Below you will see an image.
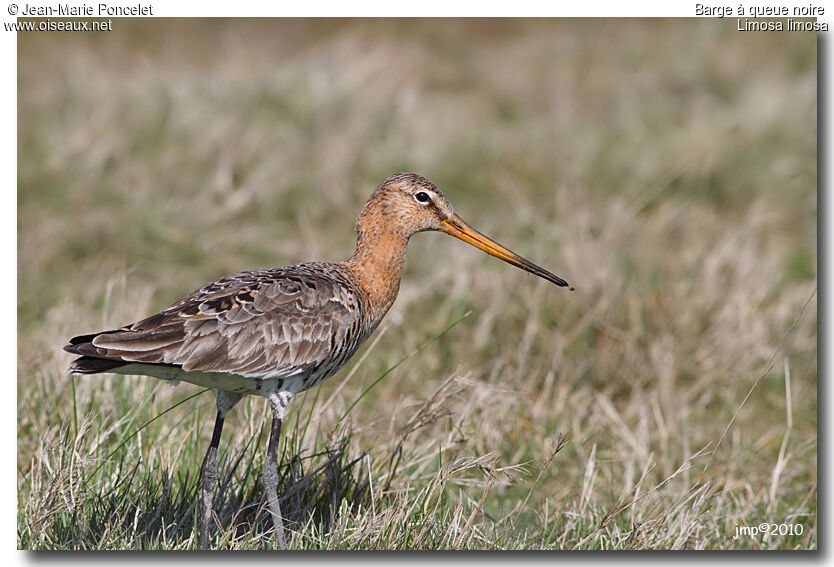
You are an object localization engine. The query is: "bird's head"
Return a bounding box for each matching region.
[355,172,573,289]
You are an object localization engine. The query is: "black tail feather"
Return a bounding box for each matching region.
[64,328,127,356]
[69,355,128,374]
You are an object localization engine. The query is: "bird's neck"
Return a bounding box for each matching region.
[344,230,409,323]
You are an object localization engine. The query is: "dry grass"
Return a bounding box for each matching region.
[18,19,816,550]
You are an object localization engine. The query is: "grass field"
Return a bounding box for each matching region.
[17,19,817,550]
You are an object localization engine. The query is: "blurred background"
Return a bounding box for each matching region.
[18,19,816,549]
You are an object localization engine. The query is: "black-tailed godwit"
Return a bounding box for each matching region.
[64,172,572,549]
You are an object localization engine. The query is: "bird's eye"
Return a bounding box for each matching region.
[414,191,431,204]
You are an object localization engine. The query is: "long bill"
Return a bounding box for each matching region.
[440,215,573,290]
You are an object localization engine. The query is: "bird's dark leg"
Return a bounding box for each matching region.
[197,390,241,550]
[264,393,290,550]
[198,410,224,550]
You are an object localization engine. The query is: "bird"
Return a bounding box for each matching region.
[64,172,572,550]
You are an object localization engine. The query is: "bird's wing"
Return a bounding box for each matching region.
[64,266,364,378]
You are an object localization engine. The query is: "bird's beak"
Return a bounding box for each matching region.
[439,215,573,289]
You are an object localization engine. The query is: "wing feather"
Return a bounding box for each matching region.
[65,264,364,379]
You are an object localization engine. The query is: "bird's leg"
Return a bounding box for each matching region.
[198,410,224,550]
[264,392,291,550]
[197,390,241,550]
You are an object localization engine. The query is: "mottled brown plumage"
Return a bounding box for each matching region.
[64,172,572,550]
[67,265,368,396]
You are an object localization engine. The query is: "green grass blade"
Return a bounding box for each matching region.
[71,373,78,442]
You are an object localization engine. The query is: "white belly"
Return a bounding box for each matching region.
[115,363,303,397]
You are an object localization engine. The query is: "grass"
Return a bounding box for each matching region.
[17,19,817,550]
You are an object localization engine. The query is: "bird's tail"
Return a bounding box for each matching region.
[64,330,129,374]
[68,355,128,374]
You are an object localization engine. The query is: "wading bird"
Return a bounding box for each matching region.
[64,173,572,550]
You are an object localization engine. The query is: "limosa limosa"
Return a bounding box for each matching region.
[64,172,572,549]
